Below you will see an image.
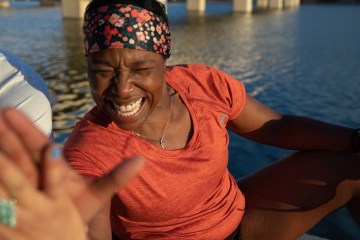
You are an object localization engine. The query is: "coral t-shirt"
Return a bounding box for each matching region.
[64,64,247,239]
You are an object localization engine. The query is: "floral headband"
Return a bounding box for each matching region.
[83,3,171,57]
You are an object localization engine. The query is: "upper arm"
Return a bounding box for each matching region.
[88,201,112,240]
[227,95,283,141]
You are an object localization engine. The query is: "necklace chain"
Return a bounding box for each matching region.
[132,96,173,149]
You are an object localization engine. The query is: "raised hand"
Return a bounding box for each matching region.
[0,109,144,239]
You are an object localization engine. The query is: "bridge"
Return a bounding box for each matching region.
[0,0,300,18]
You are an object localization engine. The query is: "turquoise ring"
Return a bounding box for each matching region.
[0,198,17,227]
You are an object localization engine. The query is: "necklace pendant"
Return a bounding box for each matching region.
[160,139,165,149]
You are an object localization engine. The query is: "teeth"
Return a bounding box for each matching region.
[114,98,142,117]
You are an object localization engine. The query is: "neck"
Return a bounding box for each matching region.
[132,94,174,149]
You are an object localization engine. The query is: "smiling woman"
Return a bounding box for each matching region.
[1,0,359,240]
[59,1,360,240]
[87,48,169,133]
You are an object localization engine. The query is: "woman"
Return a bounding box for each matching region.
[0,0,358,239]
[61,0,360,239]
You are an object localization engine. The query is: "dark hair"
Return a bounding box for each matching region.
[85,0,169,26]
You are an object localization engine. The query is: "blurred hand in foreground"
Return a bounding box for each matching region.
[0,108,144,240]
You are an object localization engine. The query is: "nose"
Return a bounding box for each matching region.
[113,71,134,98]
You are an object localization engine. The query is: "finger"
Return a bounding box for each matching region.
[0,182,6,197]
[2,108,50,164]
[42,145,69,199]
[0,111,38,187]
[0,224,23,240]
[0,151,45,209]
[77,156,144,221]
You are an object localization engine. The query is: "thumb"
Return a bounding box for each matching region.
[78,156,144,221]
[105,155,145,189]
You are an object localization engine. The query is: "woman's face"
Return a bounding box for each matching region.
[87,48,167,131]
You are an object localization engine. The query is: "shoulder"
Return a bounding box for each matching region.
[64,107,130,178]
[166,64,247,119]
[64,107,129,153]
[166,64,246,107]
[166,64,243,90]
[165,64,225,81]
[65,107,112,145]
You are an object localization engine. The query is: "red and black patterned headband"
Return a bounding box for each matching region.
[83,4,171,57]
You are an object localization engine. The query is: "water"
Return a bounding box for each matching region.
[0,2,360,239]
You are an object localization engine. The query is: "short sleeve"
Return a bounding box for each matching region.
[168,65,247,120]
[63,120,107,179]
[63,110,124,180]
[210,67,247,120]
[64,145,105,180]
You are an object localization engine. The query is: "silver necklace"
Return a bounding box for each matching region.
[132,96,173,149]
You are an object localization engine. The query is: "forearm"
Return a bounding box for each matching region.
[244,115,355,152]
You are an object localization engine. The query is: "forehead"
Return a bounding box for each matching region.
[88,48,165,66]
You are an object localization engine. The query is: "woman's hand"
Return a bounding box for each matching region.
[0,144,88,240]
[0,109,144,239]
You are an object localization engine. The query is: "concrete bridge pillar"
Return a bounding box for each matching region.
[60,0,168,19]
[257,0,268,8]
[233,0,253,13]
[269,0,283,9]
[61,0,90,19]
[293,0,301,7]
[284,0,300,7]
[283,0,293,7]
[40,0,55,6]
[186,0,206,12]
[0,0,9,8]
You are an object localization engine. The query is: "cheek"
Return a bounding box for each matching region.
[89,79,110,97]
[89,87,101,106]
[148,71,165,88]
[88,83,109,107]
[147,76,166,106]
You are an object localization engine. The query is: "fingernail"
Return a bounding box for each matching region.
[51,146,61,161]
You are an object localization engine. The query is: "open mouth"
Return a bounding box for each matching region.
[112,98,143,117]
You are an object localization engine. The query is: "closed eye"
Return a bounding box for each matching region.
[134,68,149,72]
[92,70,115,78]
